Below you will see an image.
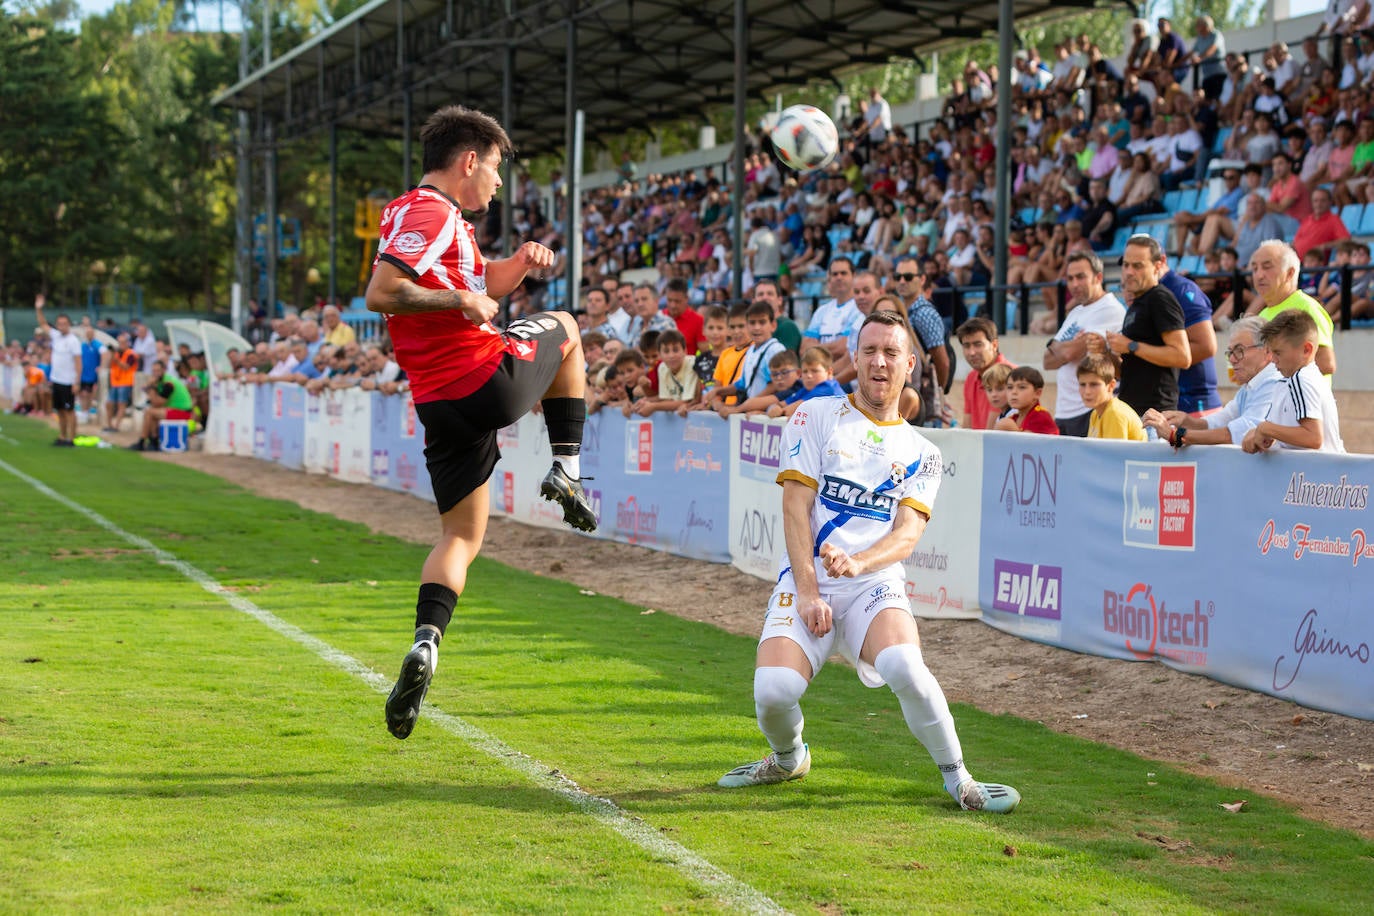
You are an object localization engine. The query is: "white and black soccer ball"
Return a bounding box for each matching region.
[769,105,839,173]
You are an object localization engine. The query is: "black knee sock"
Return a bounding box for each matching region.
[414,582,458,643]
[541,397,585,457]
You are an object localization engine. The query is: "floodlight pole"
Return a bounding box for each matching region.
[730,0,747,302]
[328,122,338,308]
[993,0,1013,332]
[564,0,582,312]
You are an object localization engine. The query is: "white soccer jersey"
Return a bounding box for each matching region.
[776,394,942,582]
[803,298,860,345]
[1266,362,1345,453]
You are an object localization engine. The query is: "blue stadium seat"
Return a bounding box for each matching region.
[1163,190,1187,213]
[962,289,987,319]
[1019,207,1038,226]
[827,227,849,249]
[1212,127,1231,155]
[1341,205,1364,235]
[1174,254,1203,275]
[1100,227,1133,258]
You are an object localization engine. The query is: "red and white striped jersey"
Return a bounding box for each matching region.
[373,185,508,403]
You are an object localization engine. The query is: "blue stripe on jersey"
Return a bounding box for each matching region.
[813,513,856,555]
[777,565,791,584]
[873,455,924,495]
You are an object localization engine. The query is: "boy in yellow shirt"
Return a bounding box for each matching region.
[1079,354,1147,441]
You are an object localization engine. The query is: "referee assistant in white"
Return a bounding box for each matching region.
[718,310,1020,813]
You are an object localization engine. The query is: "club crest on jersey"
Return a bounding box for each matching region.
[819,475,896,521]
[392,230,426,255]
[889,462,906,486]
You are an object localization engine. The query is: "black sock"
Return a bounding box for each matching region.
[541,397,585,457]
[414,582,458,643]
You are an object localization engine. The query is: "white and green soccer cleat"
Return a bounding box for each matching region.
[718,744,811,788]
[952,778,1021,813]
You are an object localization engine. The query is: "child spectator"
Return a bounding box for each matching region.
[638,330,662,394]
[995,366,1060,434]
[979,361,1014,429]
[1242,310,1345,453]
[701,301,786,412]
[581,330,608,367]
[694,305,729,391]
[632,329,699,416]
[597,349,646,416]
[725,349,802,417]
[765,345,846,418]
[1079,354,1147,440]
[711,304,751,406]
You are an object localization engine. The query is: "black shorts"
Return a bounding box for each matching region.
[52,383,75,412]
[416,315,569,514]
[79,380,98,393]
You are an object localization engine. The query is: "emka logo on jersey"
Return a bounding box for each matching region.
[819,475,895,521]
[1102,582,1213,665]
[991,560,1062,619]
[1123,461,1196,550]
[998,452,1060,528]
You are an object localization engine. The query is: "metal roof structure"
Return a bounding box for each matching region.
[214,0,1104,155]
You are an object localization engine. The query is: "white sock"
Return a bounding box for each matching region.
[874,644,971,794]
[553,454,580,478]
[753,666,808,768]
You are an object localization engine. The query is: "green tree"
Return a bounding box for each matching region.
[0,8,125,307]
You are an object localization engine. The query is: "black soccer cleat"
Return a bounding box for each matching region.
[540,463,598,532]
[385,640,436,740]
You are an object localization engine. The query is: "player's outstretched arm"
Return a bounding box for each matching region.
[365,260,498,323]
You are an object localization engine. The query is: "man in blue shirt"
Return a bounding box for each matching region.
[78,326,103,420]
[1159,263,1220,415]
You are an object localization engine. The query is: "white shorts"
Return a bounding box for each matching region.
[759,569,913,688]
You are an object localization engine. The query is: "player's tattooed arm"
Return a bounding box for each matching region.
[366,260,499,323]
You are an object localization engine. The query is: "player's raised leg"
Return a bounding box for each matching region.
[861,607,1020,813]
[534,310,596,532]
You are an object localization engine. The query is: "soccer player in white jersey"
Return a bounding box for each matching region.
[718,310,1021,813]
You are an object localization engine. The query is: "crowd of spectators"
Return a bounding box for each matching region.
[472,15,1357,453]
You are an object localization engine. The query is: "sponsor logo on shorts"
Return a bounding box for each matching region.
[1123,461,1196,550]
[863,586,905,614]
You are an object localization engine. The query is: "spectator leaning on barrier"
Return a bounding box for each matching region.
[1246,239,1337,378]
[1158,258,1220,416]
[1242,310,1345,454]
[1141,316,1282,447]
[1088,235,1190,415]
[1043,251,1126,437]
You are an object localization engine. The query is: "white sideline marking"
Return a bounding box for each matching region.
[0,455,789,916]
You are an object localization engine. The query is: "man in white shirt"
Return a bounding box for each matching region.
[803,257,860,362]
[34,295,84,446]
[858,86,891,147]
[130,318,160,374]
[1043,253,1127,436]
[1141,316,1282,446]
